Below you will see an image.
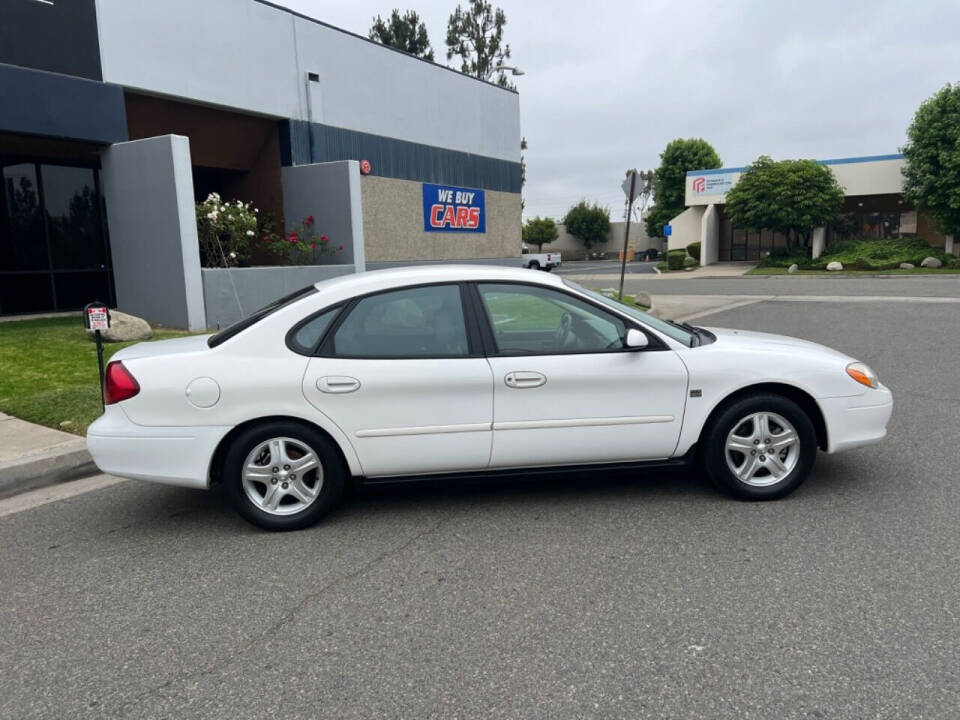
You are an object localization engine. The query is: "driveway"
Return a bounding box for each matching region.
[1,297,958,719]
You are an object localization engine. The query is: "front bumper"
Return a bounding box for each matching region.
[87,406,230,490]
[819,384,893,454]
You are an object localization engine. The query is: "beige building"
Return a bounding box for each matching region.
[667,154,952,265]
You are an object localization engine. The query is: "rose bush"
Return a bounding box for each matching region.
[260,215,344,265]
[195,193,258,267]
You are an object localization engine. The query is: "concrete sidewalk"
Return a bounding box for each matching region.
[567,261,756,282]
[649,295,764,322]
[0,412,95,499]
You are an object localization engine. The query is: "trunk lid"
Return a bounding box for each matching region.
[110,334,213,362]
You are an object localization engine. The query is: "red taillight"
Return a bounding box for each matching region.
[104,361,140,405]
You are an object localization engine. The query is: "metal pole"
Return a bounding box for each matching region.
[95,329,105,412]
[618,170,637,300]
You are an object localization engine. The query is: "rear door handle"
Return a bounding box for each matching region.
[504,371,546,389]
[317,376,361,393]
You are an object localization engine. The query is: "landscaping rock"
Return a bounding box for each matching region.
[86,310,152,343]
[920,256,942,268]
[899,262,915,270]
[826,261,843,271]
[788,264,799,274]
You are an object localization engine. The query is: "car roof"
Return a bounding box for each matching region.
[312,264,566,301]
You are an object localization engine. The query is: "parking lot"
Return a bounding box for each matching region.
[2,286,959,719]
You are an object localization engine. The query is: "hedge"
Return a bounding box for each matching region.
[667,248,687,270]
[687,241,701,261]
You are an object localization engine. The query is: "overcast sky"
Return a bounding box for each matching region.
[278,0,960,221]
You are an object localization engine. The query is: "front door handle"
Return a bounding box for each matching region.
[504,371,546,389]
[317,376,361,394]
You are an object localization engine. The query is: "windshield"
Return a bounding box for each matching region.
[207,285,318,348]
[563,279,696,347]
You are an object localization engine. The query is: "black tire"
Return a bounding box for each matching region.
[701,393,816,501]
[224,421,345,530]
[528,260,540,270]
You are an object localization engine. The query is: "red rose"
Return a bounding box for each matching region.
[310,242,317,250]
[338,244,344,251]
[289,231,298,241]
[320,234,329,243]
[306,215,315,225]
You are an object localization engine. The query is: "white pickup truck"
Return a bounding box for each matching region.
[521,247,562,271]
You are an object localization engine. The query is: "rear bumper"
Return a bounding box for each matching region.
[87,406,229,490]
[820,385,893,454]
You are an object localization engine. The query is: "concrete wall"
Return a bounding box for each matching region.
[100,135,206,330]
[360,175,521,263]
[281,161,365,271]
[94,0,519,162]
[699,204,719,266]
[667,206,705,251]
[544,221,658,259]
[202,265,356,329]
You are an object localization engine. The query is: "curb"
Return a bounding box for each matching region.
[0,442,97,500]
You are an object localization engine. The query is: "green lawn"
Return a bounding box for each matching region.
[0,316,196,435]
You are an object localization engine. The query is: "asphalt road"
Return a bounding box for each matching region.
[554,259,659,275]
[619,274,960,297]
[2,296,959,719]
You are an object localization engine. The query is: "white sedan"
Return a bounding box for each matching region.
[87,266,892,530]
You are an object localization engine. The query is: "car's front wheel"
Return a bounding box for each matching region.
[702,393,816,500]
[224,421,344,530]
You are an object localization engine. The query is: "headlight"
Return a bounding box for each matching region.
[846,362,879,389]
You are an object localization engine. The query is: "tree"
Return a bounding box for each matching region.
[562,201,610,259]
[902,83,960,239]
[445,0,512,87]
[645,138,722,239]
[369,9,434,61]
[724,156,845,249]
[522,216,558,248]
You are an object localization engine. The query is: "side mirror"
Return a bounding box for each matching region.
[625,328,649,349]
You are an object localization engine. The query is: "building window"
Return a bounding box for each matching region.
[0,160,113,315]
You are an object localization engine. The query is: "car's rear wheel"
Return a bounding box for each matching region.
[702,394,816,500]
[528,260,540,270]
[224,421,344,530]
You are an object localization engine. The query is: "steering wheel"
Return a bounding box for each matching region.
[554,312,573,349]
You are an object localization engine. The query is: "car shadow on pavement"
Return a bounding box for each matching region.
[104,468,716,534]
[105,455,870,535]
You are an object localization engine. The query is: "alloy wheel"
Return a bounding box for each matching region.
[241,436,324,516]
[724,411,800,487]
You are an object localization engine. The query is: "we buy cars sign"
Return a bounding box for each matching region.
[422,183,486,233]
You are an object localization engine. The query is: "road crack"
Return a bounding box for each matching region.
[105,510,457,717]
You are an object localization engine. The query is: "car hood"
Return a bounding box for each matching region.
[111,334,214,362]
[702,326,854,364]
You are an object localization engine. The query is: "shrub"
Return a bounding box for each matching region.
[667,248,687,270]
[261,215,342,265]
[195,193,258,267]
[684,256,698,268]
[756,236,951,271]
[687,241,701,261]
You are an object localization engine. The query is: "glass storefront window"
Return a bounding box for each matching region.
[1,164,46,271]
[41,165,105,270]
[0,160,113,315]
